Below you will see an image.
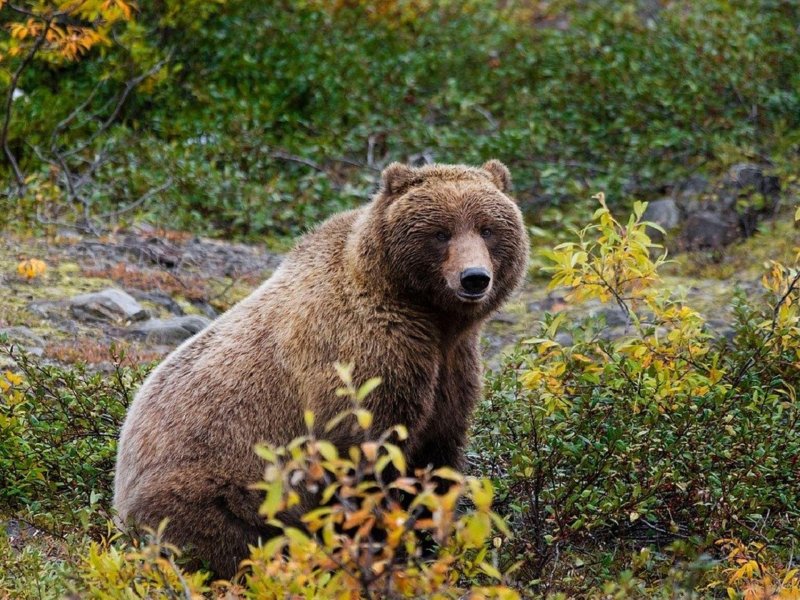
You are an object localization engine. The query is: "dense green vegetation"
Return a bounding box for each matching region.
[3,0,800,239]
[2,0,800,598]
[2,203,800,597]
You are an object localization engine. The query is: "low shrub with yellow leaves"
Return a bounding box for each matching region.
[76,523,210,600]
[243,364,518,599]
[716,538,800,600]
[8,362,517,599]
[473,197,800,596]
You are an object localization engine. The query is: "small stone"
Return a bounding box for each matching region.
[599,326,628,342]
[643,198,680,242]
[644,198,680,230]
[728,163,764,189]
[555,332,573,346]
[0,326,45,348]
[588,307,630,328]
[680,211,740,250]
[707,319,736,342]
[70,288,149,323]
[130,291,185,316]
[129,315,211,344]
[677,175,709,200]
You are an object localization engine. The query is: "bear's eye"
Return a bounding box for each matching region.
[435,231,451,242]
[480,227,493,239]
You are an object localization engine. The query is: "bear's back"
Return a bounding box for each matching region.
[114,208,365,509]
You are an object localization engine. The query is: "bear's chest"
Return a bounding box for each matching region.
[430,338,481,415]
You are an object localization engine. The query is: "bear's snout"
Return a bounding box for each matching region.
[444,231,494,302]
[460,267,491,298]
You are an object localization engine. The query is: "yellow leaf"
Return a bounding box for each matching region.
[5,371,23,386]
[383,443,406,474]
[253,444,277,463]
[315,440,338,462]
[432,467,463,483]
[479,561,502,580]
[16,258,46,280]
[468,478,494,511]
[259,480,283,518]
[356,377,381,401]
[355,408,372,429]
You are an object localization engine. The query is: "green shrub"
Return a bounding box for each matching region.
[0,341,151,536]
[4,1,800,239]
[472,200,800,596]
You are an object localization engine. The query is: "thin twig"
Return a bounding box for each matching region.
[269,149,326,172]
[61,58,169,159]
[96,177,173,220]
[473,105,498,131]
[1,14,55,189]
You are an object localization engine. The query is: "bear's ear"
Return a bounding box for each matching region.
[380,162,417,196]
[482,159,512,193]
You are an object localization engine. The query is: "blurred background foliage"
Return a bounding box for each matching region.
[2,0,799,240]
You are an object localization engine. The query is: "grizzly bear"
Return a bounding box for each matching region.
[113,160,529,578]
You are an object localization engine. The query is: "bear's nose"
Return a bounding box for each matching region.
[460,268,491,294]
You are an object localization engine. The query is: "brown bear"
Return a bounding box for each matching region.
[113,160,529,578]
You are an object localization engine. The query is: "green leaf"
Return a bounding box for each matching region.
[355,377,382,402]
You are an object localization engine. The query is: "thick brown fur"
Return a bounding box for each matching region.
[113,160,529,578]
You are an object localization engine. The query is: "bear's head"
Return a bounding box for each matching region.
[354,160,529,320]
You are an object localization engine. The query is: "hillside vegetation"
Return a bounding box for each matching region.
[1,1,800,598]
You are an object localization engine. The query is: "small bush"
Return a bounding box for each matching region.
[0,341,150,536]
[0,356,517,598]
[241,369,517,598]
[472,199,800,596]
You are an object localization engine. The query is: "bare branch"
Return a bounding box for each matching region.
[97,177,174,220]
[4,4,47,18]
[1,14,54,189]
[269,149,326,172]
[51,81,104,140]
[473,104,498,131]
[61,57,169,159]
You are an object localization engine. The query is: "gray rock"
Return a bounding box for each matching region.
[555,331,573,346]
[707,319,736,343]
[644,198,681,231]
[643,198,681,242]
[599,326,629,342]
[190,301,219,319]
[728,163,764,189]
[680,210,740,251]
[129,315,211,344]
[130,290,185,316]
[70,288,149,323]
[588,307,630,328]
[677,175,710,201]
[0,326,45,348]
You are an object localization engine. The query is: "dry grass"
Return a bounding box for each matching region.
[43,339,164,366]
[81,262,209,301]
